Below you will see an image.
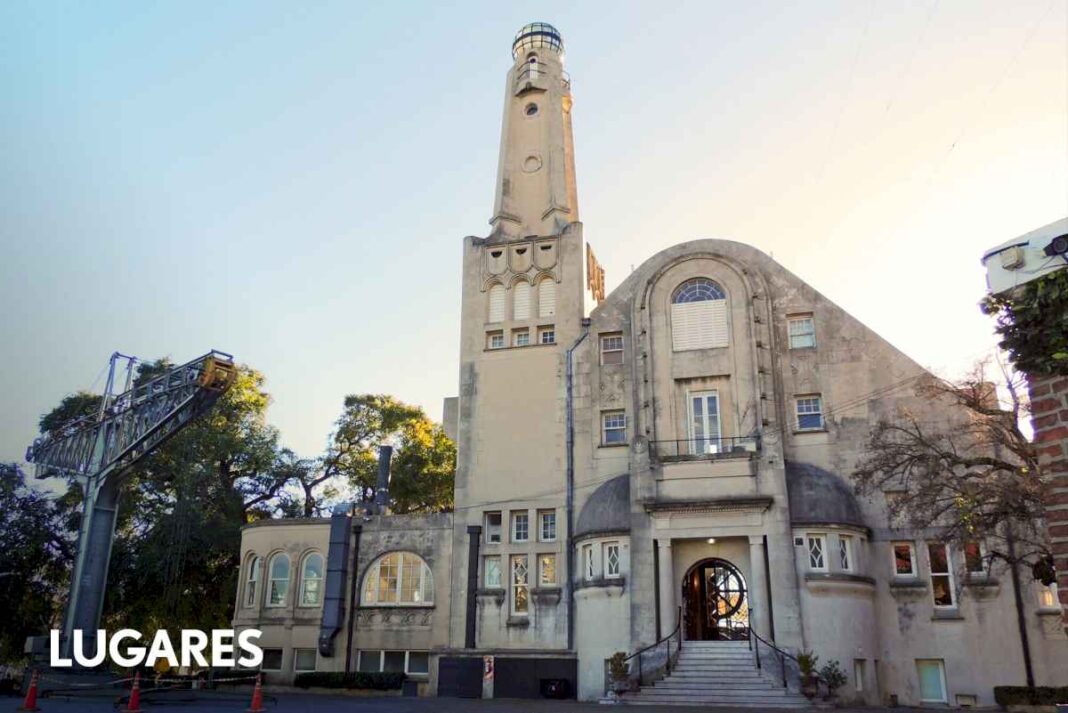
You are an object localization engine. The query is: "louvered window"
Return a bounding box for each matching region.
[671,278,728,350]
[513,281,531,320]
[488,284,505,323]
[538,278,556,317]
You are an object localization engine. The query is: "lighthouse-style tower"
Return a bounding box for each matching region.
[447,23,598,671]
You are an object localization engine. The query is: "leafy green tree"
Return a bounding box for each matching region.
[982,268,1068,376]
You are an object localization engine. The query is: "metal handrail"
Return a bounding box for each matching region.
[746,607,799,689]
[651,435,761,460]
[623,606,682,688]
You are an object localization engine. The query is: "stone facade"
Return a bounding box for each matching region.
[233,23,1068,705]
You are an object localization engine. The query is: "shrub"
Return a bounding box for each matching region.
[994,686,1068,705]
[819,660,847,694]
[293,671,406,690]
[607,652,629,682]
[797,651,818,678]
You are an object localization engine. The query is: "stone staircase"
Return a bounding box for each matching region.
[622,640,813,708]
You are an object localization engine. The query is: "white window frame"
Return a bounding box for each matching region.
[511,510,530,542]
[788,314,816,349]
[487,332,504,349]
[511,555,530,616]
[484,512,502,544]
[602,411,627,445]
[293,648,317,672]
[853,659,865,692]
[359,650,427,675]
[795,395,824,431]
[538,326,555,344]
[892,541,916,577]
[688,390,722,454]
[244,555,261,608]
[539,553,557,586]
[538,509,557,542]
[299,552,324,607]
[963,541,987,576]
[484,555,502,588]
[838,535,854,573]
[604,542,621,579]
[266,553,290,608]
[916,659,948,703]
[807,534,827,572]
[927,543,956,608]
[361,552,434,606]
[583,543,595,580]
[600,334,624,365]
[512,329,530,347]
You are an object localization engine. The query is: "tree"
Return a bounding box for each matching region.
[0,464,74,661]
[982,268,1068,377]
[306,394,455,515]
[852,362,1047,686]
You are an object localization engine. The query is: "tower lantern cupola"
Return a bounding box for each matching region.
[491,22,578,240]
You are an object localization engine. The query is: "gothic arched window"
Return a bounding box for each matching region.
[670,278,729,350]
[488,284,505,323]
[244,555,261,608]
[538,277,556,318]
[266,553,290,608]
[513,281,531,320]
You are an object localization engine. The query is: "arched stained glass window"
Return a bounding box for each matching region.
[671,278,729,350]
[267,553,290,608]
[299,553,324,607]
[362,552,434,606]
[672,278,726,303]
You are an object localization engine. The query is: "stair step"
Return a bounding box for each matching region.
[624,700,811,708]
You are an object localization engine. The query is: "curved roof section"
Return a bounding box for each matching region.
[785,461,866,529]
[575,474,630,538]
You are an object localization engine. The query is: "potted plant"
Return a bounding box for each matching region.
[819,660,846,704]
[797,651,820,699]
[601,651,630,703]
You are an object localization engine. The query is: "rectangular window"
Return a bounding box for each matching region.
[487,332,504,349]
[892,542,916,576]
[853,659,866,693]
[916,659,948,703]
[511,511,529,542]
[539,554,557,585]
[807,535,826,571]
[689,391,722,454]
[511,555,529,615]
[407,651,429,675]
[293,648,317,672]
[484,512,502,544]
[602,411,627,445]
[788,315,816,349]
[928,543,955,607]
[604,542,621,578]
[538,510,557,541]
[583,544,595,580]
[261,648,284,671]
[838,535,853,572]
[357,650,382,673]
[539,326,556,344]
[601,334,624,364]
[383,651,406,673]
[795,395,824,431]
[964,541,985,575]
[484,555,502,588]
[512,329,530,347]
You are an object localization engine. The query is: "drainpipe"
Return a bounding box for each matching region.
[344,523,363,676]
[566,318,591,651]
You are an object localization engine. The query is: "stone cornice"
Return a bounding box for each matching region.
[642,496,773,515]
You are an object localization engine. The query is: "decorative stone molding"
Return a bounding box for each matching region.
[355,607,433,628]
[532,586,563,604]
[475,588,506,605]
[642,496,772,515]
[888,577,929,599]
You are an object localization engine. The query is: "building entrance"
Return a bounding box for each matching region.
[682,558,749,641]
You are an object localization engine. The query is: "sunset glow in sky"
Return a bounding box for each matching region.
[2,1,1065,464]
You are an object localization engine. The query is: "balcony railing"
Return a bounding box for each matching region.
[515,66,571,91]
[651,435,761,461]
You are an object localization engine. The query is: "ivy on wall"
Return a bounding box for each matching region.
[982,267,1068,377]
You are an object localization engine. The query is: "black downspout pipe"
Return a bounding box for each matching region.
[565,319,591,651]
[465,525,482,649]
[344,524,363,676]
[1007,529,1036,687]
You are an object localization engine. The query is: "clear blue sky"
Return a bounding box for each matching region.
[2,0,1065,465]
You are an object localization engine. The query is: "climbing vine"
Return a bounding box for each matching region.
[982,267,1068,377]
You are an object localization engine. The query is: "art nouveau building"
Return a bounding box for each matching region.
[233,23,1068,706]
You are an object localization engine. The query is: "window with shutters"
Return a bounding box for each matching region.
[538,277,556,317]
[671,278,728,351]
[488,284,505,323]
[513,281,531,320]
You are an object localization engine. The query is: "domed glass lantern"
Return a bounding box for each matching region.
[512,22,563,59]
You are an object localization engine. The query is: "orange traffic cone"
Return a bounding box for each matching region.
[245,673,264,713]
[17,669,41,712]
[122,670,143,713]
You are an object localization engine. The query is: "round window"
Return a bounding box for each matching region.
[525,103,538,117]
[522,155,542,173]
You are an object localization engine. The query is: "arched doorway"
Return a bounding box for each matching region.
[682,558,749,641]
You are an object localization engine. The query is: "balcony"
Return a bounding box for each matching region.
[514,66,571,94]
[651,435,761,463]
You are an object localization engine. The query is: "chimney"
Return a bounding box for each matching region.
[374,445,393,515]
